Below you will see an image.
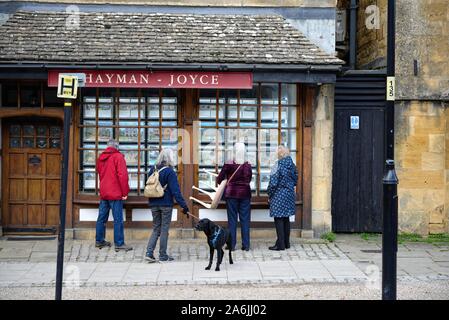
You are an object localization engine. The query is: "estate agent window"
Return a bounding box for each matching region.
[198,83,299,196]
[78,88,179,195]
[77,83,299,198]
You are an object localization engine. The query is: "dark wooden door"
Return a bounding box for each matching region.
[332,108,385,232]
[2,119,62,232]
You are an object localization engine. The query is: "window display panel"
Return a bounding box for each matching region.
[80,170,96,191]
[147,146,160,167]
[162,104,178,126]
[238,128,257,145]
[82,148,96,166]
[259,169,271,192]
[198,171,215,191]
[83,103,96,118]
[281,129,297,151]
[119,102,144,119]
[147,127,160,143]
[148,101,160,125]
[199,145,218,166]
[281,106,297,128]
[121,149,142,167]
[239,85,258,105]
[261,106,279,128]
[218,105,237,127]
[98,127,113,142]
[118,126,144,143]
[259,146,278,168]
[260,83,279,105]
[199,104,216,127]
[239,106,257,127]
[281,83,297,105]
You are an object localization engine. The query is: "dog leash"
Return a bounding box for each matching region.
[185,211,200,221]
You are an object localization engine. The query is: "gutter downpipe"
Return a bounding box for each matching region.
[349,0,358,70]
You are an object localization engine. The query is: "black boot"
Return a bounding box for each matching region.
[268,245,285,251]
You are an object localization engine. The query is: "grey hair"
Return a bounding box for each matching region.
[107,139,119,149]
[156,148,175,167]
[277,145,290,159]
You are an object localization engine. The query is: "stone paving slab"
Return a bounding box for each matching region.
[0,259,365,288]
[0,238,348,263]
[0,248,32,259]
[1,235,448,288]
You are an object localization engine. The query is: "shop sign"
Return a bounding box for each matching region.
[350,116,360,130]
[49,70,253,89]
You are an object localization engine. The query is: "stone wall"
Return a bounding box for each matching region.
[11,0,337,7]
[446,106,449,233]
[356,0,387,69]
[396,0,449,100]
[312,84,334,236]
[395,101,448,234]
[354,0,449,99]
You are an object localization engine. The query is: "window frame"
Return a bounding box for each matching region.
[77,88,180,196]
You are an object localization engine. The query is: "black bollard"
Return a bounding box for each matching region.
[382,159,399,300]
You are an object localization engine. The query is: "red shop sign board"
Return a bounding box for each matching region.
[48,70,253,89]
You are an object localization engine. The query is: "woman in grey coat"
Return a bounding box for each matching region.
[267,146,298,251]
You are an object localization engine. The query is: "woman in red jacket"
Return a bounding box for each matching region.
[95,139,132,252]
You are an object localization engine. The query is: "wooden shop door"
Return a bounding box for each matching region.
[2,118,63,233]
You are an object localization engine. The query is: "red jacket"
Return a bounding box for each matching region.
[97,147,130,200]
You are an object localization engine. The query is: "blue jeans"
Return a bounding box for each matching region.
[146,206,173,259]
[226,198,251,250]
[96,200,125,247]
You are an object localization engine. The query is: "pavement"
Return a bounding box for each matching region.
[0,234,448,299]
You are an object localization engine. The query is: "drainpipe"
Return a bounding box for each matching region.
[349,0,358,69]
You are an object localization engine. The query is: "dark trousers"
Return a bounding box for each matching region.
[226,198,251,250]
[274,217,291,249]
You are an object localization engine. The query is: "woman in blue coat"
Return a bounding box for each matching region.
[267,146,298,251]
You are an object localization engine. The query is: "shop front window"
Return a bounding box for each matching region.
[198,83,298,196]
[78,88,179,195]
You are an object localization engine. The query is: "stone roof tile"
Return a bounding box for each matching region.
[0,11,343,65]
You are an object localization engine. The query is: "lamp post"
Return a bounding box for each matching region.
[382,0,399,300]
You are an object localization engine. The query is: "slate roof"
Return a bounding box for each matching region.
[0,11,343,65]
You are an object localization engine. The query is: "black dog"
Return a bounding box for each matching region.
[195,218,233,271]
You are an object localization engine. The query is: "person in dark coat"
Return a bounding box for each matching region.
[267,146,298,251]
[145,148,190,263]
[216,142,252,251]
[95,139,132,252]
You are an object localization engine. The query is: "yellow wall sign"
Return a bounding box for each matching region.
[57,74,78,99]
[386,76,395,101]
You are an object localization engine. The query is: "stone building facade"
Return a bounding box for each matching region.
[0,0,341,238]
[345,0,449,234]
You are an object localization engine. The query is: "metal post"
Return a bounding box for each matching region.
[55,100,72,300]
[386,0,395,159]
[349,0,358,70]
[382,160,398,300]
[382,0,397,300]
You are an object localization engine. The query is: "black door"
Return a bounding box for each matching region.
[332,71,386,233]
